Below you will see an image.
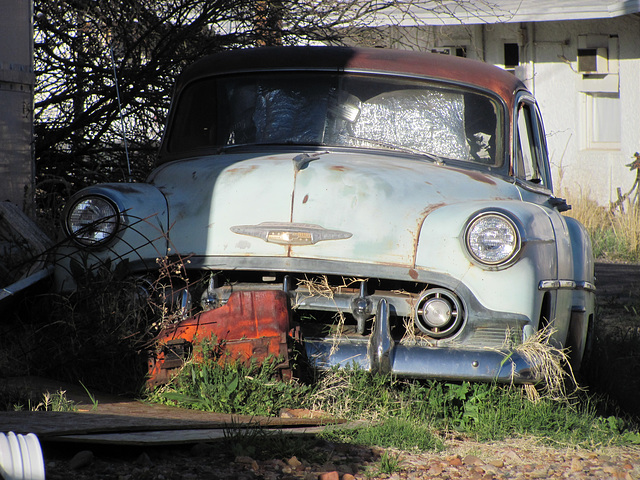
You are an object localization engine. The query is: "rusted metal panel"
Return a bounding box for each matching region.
[147,290,292,386]
[175,47,522,108]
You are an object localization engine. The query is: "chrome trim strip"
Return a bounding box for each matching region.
[576,281,596,292]
[305,338,537,384]
[538,279,583,291]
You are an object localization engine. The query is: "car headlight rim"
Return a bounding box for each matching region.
[465,211,520,266]
[65,195,121,247]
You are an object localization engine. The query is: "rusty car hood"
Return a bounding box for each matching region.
[150,151,519,267]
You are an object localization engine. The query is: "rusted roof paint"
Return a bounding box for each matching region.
[177,46,524,109]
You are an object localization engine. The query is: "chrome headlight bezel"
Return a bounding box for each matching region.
[64,195,121,248]
[464,211,521,267]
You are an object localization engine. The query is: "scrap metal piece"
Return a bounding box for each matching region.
[147,290,292,387]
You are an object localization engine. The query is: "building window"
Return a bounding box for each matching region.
[584,92,621,149]
[504,43,519,70]
[577,48,598,73]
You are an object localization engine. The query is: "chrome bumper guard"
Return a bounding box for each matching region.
[304,299,537,384]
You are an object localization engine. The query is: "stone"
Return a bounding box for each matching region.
[571,457,584,472]
[136,452,153,466]
[69,450,94,470]
[530,467,548,478]
[319,471,340,480]
[427,463,444,475]
[191,443,215,456]
[464,455,485,466]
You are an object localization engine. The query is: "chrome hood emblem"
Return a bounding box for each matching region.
[230,222,352,246]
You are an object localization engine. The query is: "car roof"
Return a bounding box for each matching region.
[176,46,526,106]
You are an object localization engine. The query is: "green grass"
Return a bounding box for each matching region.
[147,352,638,451]
[0,387,78,412]
[147,340,314,416]
[320,417,444,451]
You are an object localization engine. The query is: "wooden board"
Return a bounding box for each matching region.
[0,377,346,445]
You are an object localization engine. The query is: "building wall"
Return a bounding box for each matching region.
[486,17,640,205]
[377,16,640,206]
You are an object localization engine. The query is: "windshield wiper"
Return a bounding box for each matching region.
[345,135,444,164]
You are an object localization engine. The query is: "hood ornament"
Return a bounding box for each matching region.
[231,222,352,246]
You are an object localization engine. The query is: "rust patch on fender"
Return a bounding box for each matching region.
[411,202,447,266]
[448,167,496,185]
[421,202,446,218]
[409,269,419,280]
[302,194,309,204]
[330,165,347,172]
[225,165,259,175]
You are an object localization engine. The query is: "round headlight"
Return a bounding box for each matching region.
[465,212,520,265]
[414,288,464,338]
[67,196,119,246]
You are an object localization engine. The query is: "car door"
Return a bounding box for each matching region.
[513,93,573,337]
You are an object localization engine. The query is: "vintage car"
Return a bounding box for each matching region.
[54,46,595,385]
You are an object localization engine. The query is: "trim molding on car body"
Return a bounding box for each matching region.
[538,279,596,292]
[230,222,352,245]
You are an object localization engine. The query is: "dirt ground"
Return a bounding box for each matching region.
[1,261,637,479]
[30,262,640,479]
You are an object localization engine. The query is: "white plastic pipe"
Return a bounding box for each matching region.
[0,432,45,480]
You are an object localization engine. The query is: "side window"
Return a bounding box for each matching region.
[515,102,547,186]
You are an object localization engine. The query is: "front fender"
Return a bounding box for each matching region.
[415,200,558,324]
[54,183,170,291]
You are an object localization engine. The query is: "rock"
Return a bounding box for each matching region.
[571,457,584,472]
[319,471,340,480]
[427,462,444,475]
[530,466,549,478]
[191,442,215,456]
[447,455,463,466]
[136,452,153,466]
[69,450,94,470]
[464,455,484,466]
[287,455,303,469]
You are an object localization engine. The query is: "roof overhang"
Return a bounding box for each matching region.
[374,0,640,26]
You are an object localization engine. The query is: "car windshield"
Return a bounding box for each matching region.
[167,72,503,166]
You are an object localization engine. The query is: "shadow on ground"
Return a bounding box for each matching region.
[589,263,640,419]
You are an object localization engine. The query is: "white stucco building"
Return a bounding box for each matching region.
[358,1,640,205]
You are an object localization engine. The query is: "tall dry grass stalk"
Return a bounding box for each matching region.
[561,190,610,232]
[513,326,577,404]
[561,189,640,261]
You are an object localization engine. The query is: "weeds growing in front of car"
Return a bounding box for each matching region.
[147,351,636,449]
[0,386,78,412]
[320,417,444,452]
[147,338,314,416]
[513,326,575,403]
